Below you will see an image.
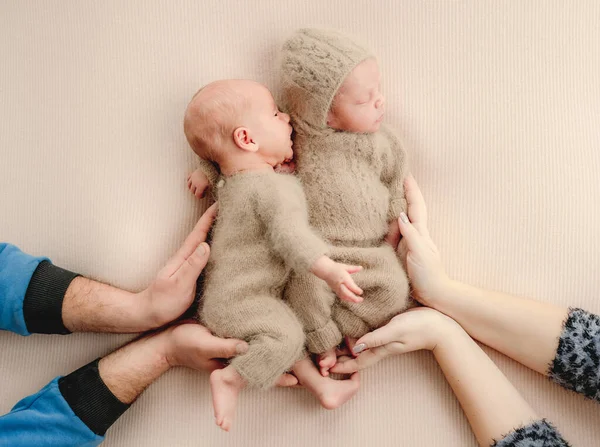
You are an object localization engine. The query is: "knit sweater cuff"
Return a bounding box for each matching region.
[197,158,220,188]
[491,419,570,446]
[59,358,130,436]
[548,307,600,402]
[297,247,328,274]
[305,319,343,353]
[23,260,79,334]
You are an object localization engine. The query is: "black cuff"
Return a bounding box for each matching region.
[59,358,130,436]
[23,260,79,334]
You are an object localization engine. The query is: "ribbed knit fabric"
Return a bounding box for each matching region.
[195,158,220,188]
[23,260,80,335]
[279,29,411,349]
[58,358,130,436]
[199,170,329,388]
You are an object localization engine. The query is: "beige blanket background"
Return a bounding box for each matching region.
[1,1,599,445]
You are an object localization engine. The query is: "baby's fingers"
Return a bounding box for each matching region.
[343,274,363,296]
[338,284,363,303]
[342,264,363,274]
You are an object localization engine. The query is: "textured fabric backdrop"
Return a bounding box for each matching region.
[1,1,599,446]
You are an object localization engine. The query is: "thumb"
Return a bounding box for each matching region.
[352,324,401,355]
[202,336,248,359]
[174,242,210,284]
[397,214,425,256]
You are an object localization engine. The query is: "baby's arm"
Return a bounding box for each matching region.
[187,159,220,199]
[256,181,363,303]
[381,126,409,220]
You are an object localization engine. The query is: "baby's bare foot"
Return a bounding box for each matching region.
[209,366,246,432]
[317,372,360,410]
[318,348,337,376]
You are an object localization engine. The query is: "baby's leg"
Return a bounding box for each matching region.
[285,271,343,354]
[210,365,247,432]
[202,292,305,388]
[293,356,360,410]
[202,292,305,430]
[331,244,412,337]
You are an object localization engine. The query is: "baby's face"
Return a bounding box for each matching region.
[327,58,385,133]
[244,84,294,167]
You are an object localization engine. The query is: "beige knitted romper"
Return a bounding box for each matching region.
[279,28,412,354]
[198,170,328,388]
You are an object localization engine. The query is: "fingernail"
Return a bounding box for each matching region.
[400,212,409,224]
[196,243,207,256]
[353,343,367,354]
[235,342,248,355]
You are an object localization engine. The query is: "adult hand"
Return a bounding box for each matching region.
[161,322,298,386]
[137,203,217,330]
[330,308,460,374]
[394,174,450,307]
[162,322,247,372]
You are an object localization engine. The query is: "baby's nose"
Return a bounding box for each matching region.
[375,95,385,109]
[282,112,290,123]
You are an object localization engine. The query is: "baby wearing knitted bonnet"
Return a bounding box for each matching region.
[183,80,363,431]
[279,28,413,375]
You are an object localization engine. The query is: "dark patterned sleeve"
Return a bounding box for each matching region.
[548,307,600,402]
[492,419,570,447]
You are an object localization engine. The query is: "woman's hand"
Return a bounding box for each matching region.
[394,174,451,307]
[330,308,461,373]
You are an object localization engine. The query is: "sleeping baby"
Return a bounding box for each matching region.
[183,79,363,432]
[279,28,413,375]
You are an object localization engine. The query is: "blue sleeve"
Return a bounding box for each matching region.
[0,243,48,335]
[0,243,79,335]
[0,378,104,447]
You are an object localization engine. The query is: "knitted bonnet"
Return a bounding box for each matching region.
[280,28,373,130]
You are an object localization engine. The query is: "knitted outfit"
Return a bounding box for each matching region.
[198,170,329,389]
[279,28,411,353]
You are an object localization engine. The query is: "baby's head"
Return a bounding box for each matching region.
[327,57,384,133]
[280,28,384,134]
[184,80,293,172]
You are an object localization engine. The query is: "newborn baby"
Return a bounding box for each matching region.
[279,28,412,374]
[183,80,362,431]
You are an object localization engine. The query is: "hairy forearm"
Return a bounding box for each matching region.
[98,331,170,404]
[62,277,148,333]
[432,280,568,376]
[433,327,539,447]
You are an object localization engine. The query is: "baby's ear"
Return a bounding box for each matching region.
[233,127,258,152]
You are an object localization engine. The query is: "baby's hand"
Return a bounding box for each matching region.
[187,169,211,199]
[310,256,363,303]
[274,160,296,174]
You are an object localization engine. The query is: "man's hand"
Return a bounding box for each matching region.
[187,168,211,199]
[310,256,363,303]
[137,203,218,329]
[163,322,248,372]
